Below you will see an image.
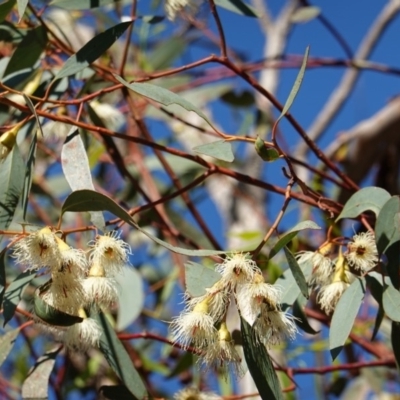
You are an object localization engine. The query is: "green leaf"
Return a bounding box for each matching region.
[99,385,136,400]
[95,312,148,399]
[184,262,221,297]
[366,273,385,340]
[275,260,312,309]
[375,196,400,253]
[214,0,260,17]
[17,0,27,20]
[61,189,227,256]
[391,321,400,373]
[241,318,284,400]
[0,249,6,308]
[292,295,319,335]
[21,131,37,221]
[0,0,16,23]
[114,75,215,130]
[50,0,119,9]
[21,347,60,399]
[221,90,254,107]
[3,270,36,326]
[0,327,20,367]
[4,25,47,77]
[383,285,400,322]
[329,278,365,360]
[336,187,391,221]
[0,144,25,230]
[55,21,132,79]
[269,220,321,260]
[193,140,234,162]
[283,246,309,300]
[115,267,144,331]
[276,46,309,124]
[290,6,321,23]
[61,128,105,229]
[254,137,279,162]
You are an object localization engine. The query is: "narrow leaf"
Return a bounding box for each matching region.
[3,270,36,326]
[336,187,391,221]
[241,318,284,400]
[214,0,260,17]
[0,145,25,230]
[100,385,136,400]
[383,285,400,322]
[0,0,16,23]
[185,262,221,297]
[115,75,215,130]
[0,327,20,367]
[55,21,133,79]
[95,312,148,399]
[115,267,144,331]
[375,196,400,254]
[391,322,400,373]
[61,190,226,256]
[283,246,309,300]
[291,6,321,23]
[193,140,234,162]
[269,220,321,259]
[17,0,27,20]
[0,249,7,308]
[61,128,105,229]
[276,46,309,123]
[4,25,47,77]
[292,295,319,335]
[50,0,118,9]
[329,278,365,360]
[21,347,60,399]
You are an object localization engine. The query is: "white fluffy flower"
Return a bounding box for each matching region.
[83,276,118,309]
[165,0,198,21]
[174,387,222,400]
[64,316,102,351]
[89,231,131,276]
[346,231,378,272]
[317,281,349,314]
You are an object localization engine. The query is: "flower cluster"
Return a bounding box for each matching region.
[170,253,297,377]
[174,386,222,400]
[296,231,378,314]
[164,0,199,21]
[12,228,131,351]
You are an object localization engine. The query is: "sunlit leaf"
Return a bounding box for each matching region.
[214,0,260,17]
[283,246,309,300]
[115,75,215,130]
[193,140,234,162]
[336,187,391,221]
[4,25,47,77]
[375,196,400,253]
[330,278,365,360]
[383,285,400,322]
[115,267,144,331]
[17,0,27,20]
[61,128,105,229]
[61,190,226,256]
[0,327,20,367]
[185,262,221,297]
[291,6,321,23]
[241,318,284,400]
[276,46,309,124]
[0,145,25,230]
[269,220,321,259]
[21,347,60,399]
[55,21,133,79]
[95,312,148,399]
[3,270,36,326]
[255,137,279,162]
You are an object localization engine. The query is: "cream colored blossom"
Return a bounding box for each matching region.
[165,0,198,21]
[83,276,118,309]
[174,387,222,400]
[346,231,378,272]
[317,281,349,314]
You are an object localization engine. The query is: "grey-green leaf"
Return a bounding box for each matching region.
[283,246,309,300]
[0,144,25,230]
[193,140,234,162]
[336,187,391,221]
[55,21,132,79]
[277,46,309,124]
[214,0,260,17]
[241,318,284,400]
[254,137,279,162]
[3,270,36,326]
[17,0,28,20]
[185,262,221,297]
[115,267,144,331]
[61,189,226,256]
[50,0,119,9]
[290,6,321,23]
[95,312,148,399]
[329,278,365,360]
[21,347,60,399]
[391,322,400,373]
[375,196,400,254]
[114,75,215,130]
[292,295,319,335]
[269,220,321,259]
[0,0,16,23]
[383,285,400,322]
[0,327,20,367]
[0,249,6,308]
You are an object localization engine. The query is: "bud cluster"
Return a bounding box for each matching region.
[296,231,378,314]
[12,227,131,351]
[170,253,297,377]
